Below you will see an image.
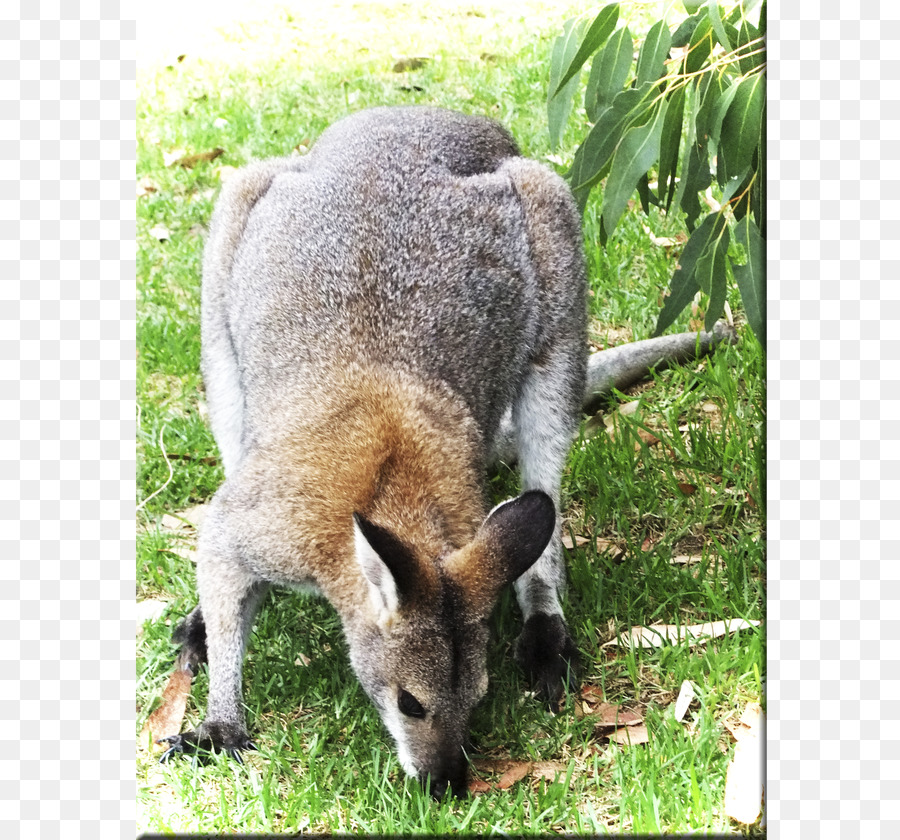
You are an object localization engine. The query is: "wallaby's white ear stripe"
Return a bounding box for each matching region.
[353,513,400,619]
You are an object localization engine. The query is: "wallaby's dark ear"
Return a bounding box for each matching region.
[353,513,424,621]
[443,490,556,615]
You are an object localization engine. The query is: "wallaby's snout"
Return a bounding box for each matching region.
[350,490,557,796]
[423,751,468,800]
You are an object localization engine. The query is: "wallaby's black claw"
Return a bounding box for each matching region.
[156,733,195,764]
[515,612,581,707]
[156,723,254,765]
[157,739,184,764]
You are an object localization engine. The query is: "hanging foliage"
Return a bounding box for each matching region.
[548,0,766,346]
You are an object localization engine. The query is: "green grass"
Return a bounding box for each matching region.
[137,2,765,834]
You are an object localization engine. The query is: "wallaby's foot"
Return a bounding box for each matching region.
[171,606,208,674]
[515,613,580,707]
[157,720,257,764]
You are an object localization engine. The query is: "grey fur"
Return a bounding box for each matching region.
[160,106,588,797]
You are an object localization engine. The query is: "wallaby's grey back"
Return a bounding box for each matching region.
[202,106,585,472]
[162,106,589,800]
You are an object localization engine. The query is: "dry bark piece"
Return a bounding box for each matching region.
[169,147,225,169]
[144,668,192,747]
[724,702,764,824]
[603,618,761,649]
[392,56,430,72]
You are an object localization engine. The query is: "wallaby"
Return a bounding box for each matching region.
[158,106,589,799]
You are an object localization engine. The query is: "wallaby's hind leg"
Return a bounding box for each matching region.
[499,156,588,705]
[159,556,269,762]
[510,350,583,704]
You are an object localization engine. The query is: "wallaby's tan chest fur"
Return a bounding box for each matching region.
[217,364,487,615]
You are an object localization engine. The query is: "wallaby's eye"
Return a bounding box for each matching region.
[398,689,426,719]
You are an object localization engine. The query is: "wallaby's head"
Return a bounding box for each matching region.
[346,490,556,799]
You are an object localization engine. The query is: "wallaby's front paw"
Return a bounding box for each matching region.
[515,613,580,707]
[157,721,257,765]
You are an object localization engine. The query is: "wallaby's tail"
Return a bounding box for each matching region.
[582,320,738,414]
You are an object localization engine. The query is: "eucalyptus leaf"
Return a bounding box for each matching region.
[569,81,660,194]
[548,17,587,150]
[694,212,729,297]
[550,4,620,99]
[636,20,672,86]
[718,72,765,184]
[736,19,764,74]
[672,10,705,48]
[585,25,634,121]
[732,214,765,345]
[658,84,686,210]
[654,214,721,335]
[601,98,668,237]
[686,15,714,74]
[707,0,732,52]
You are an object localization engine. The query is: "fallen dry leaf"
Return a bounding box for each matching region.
[669,554,703,565]
[531,761,566,782]
[136,598,168,634]
[562,534,589,549]
[468,757,568,794]
[168,147,225,169]
[216,165,238,182]
[468,778,492,794]
[673,680,695,722]
[609,723,650,746]
[392,56,430,72]
[144,668,192,747]
[635,428,661,451]
[497,761,532,790]
[724,702,764,824]
[576,691,643,726]
[562,534,624,559]
[160,503,209,532]
[640,534,660,551]
[137,177,158,198]
[603,618,761,649]
[162,149,186,167]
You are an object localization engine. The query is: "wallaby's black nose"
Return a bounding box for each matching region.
[429,777,450,800]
